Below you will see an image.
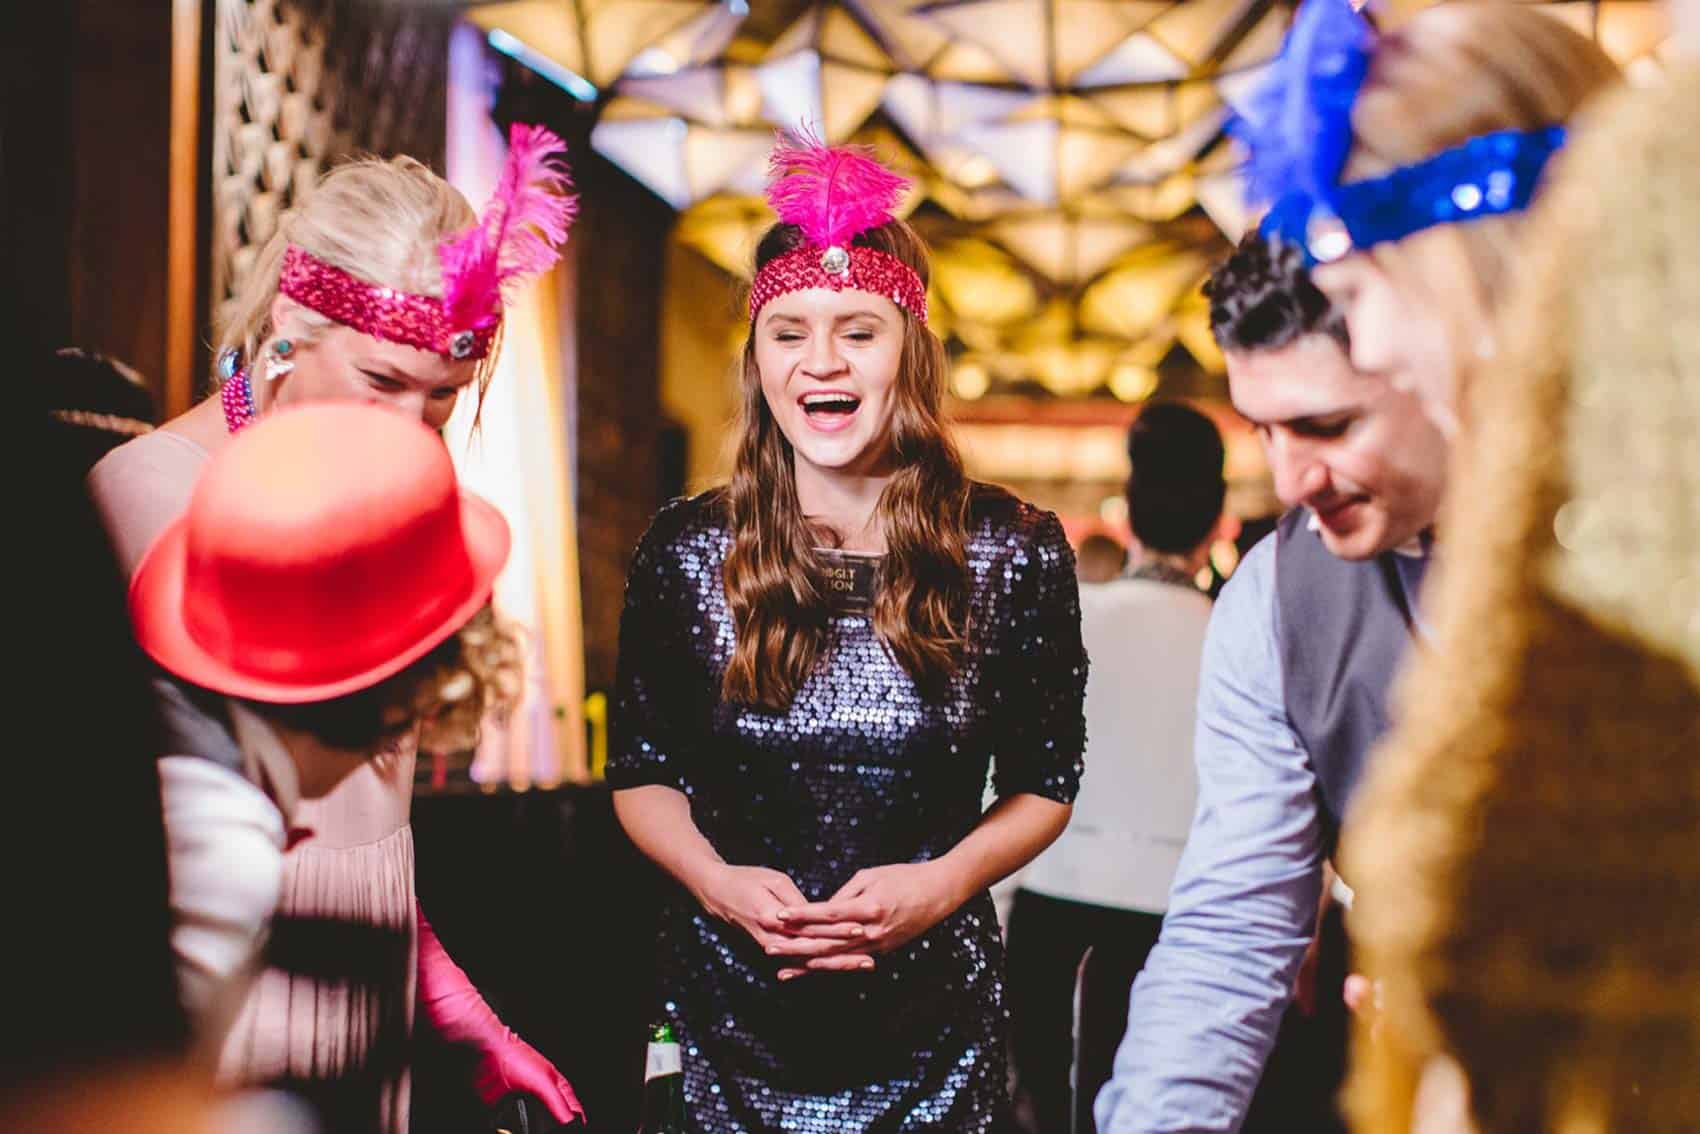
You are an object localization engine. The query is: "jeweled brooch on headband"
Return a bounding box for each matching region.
[749,131,928,325]
[279,123,578,361]
[1231,0,1567,265]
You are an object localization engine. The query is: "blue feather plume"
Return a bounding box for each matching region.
[1229,0,1374,209]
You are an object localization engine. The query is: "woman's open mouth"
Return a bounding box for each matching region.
[799,390,862,433]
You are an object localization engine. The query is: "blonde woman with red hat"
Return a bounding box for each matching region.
[90,131,582,1129]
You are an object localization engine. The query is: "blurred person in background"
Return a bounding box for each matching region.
[1006,401,1224,1134]
[6,347,308,1134]
[9,337,186,1106]
[1074,531,1129,584]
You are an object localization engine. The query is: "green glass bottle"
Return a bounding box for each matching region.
[638,1021,687,1133]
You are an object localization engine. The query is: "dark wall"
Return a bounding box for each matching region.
[412,787,663,1134]
[572,150,676,692]
[8,0,455,410]
[6,3,72,362]
[7,1,187,388]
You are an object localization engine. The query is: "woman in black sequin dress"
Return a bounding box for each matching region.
[609,140,1086,1133]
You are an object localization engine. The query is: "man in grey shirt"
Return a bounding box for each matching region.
[1096,235,1447,1132]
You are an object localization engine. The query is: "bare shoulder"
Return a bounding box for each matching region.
[159,394,228,451]
[87,405,218,576]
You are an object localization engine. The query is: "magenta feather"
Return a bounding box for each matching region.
[441,123,578,331]
[765,129,909,250]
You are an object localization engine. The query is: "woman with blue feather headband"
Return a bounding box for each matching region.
[1233,0,1616,437]
[1095,5,1617,1133]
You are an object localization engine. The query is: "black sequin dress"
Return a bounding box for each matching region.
[609,486,1086,1133]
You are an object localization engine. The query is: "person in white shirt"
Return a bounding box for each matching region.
[1005,401,1227,1134]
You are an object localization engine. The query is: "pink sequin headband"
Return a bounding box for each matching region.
[279,248,496,360]
[278,123,577,361]
[749,133,927,326]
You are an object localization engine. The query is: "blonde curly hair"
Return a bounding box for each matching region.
[216,155,501,405]
[251,606,523,757]
[1343,66,1700,1134]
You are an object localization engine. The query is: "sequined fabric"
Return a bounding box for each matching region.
[748,245,929,326]
[1262,127,1567,266]
[610,486,1086,1133]
[278,247,496,360]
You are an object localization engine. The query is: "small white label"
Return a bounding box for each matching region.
[645,1042,682,1081]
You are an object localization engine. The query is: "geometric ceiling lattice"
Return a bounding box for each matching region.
[758,5,897,141]
[471,0,1676,402]
[468,0,718,90]
[627,2,748,76]
[1079,245,1212,340]
[674,195,777,277]
[915,0,1173,88]
[992,211,1152,284]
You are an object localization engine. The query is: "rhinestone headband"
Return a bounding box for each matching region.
[751,131,927,325]
[1260,127,1567,266]
[748,244,928,325]
[1234,0,1567,266]
[274,123,576,363]
[279,246,495,361]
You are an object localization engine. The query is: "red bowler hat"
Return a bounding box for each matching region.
[130,402,510,704]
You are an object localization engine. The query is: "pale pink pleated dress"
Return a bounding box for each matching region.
[91,428,418,1133]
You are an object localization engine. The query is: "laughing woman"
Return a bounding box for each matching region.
[608,136,1087,1133]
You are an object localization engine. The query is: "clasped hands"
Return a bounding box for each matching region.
[689,860,967,981]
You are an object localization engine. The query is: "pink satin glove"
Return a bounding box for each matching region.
[417,904,586,1125]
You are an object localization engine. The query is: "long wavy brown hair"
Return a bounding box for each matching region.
[722,219,972,711]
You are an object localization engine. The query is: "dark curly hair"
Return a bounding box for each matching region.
[1204,234,1348,354]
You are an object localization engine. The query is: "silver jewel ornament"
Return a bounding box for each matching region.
[449,330,477,360]
[216,348,241,382]
[1305,212,1352,264]
[820,245,851,277]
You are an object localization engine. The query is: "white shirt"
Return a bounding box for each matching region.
[1021,573,1213,913]
[159,706,300,1032]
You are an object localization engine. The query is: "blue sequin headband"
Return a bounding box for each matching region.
[1259,125,1568,265]
[1234,0,1568,266]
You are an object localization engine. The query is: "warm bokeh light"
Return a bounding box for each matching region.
[447,25,587,787]
[931,239,1040,326]
[1109,360,1159,403]
[952,358,992,400]
[1210,538,1241,578]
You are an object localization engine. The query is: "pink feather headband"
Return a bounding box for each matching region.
[749,133,927,326]
[279,123,578,361]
